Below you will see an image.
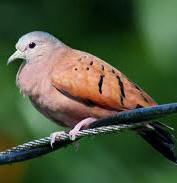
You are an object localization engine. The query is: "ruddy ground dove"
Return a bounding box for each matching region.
[8,31,177,164]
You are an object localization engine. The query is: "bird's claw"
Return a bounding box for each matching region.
[50,117,97,145]
[68,129,79,141]
[68,117,97,140]
[50,131,66,147]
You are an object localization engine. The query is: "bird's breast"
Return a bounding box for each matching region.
[29,86,93,128]
[16,63,92,128]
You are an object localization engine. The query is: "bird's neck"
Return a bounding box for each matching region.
[16,46,69,97]
[16,60,51,97]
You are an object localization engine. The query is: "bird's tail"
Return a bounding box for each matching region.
[137,122,177,164]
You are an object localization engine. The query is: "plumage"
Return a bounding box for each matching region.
[8,31,177,164]
[51,48,156,113]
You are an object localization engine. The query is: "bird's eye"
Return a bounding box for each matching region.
[29,42,36,49]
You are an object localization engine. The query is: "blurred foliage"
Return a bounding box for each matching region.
[0,0,177,183]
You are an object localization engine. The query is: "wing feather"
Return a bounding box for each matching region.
[51,49,156,111]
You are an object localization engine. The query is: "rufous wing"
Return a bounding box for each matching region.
[51,49,156,112]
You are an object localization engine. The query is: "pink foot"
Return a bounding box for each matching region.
[69,117,97,140]
[50,131,66,147]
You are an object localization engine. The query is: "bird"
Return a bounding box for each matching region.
[7,31,176,164]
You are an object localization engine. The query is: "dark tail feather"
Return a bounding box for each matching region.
[138,122,177,164]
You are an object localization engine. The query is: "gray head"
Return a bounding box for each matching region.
[7,31,65,64]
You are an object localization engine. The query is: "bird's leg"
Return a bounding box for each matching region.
[50,117,97,147]
[69,117,97,140]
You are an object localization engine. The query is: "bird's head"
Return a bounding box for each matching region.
[7,31,64,65]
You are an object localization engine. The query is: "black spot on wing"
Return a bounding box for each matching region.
[101,65,104,71]
[90,61,93,65]
[86,99,95,106]
[134,84,141,91]
[98,75,105,94]
[117,76,125,105]
[136,104,143,108]
[57,89,95,107]
[141,94,149,103]
[128,79,141,91]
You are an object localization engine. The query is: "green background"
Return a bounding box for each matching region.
[0,0,177,182]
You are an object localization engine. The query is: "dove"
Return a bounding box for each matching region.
[8,31,176,164]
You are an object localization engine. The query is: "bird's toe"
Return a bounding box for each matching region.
[50,131,66,147]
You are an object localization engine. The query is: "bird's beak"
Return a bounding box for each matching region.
[7,50,26,65]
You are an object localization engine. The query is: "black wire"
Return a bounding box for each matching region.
[0,102,177,165]
[89,103,177,128]
[0,125,136,165]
